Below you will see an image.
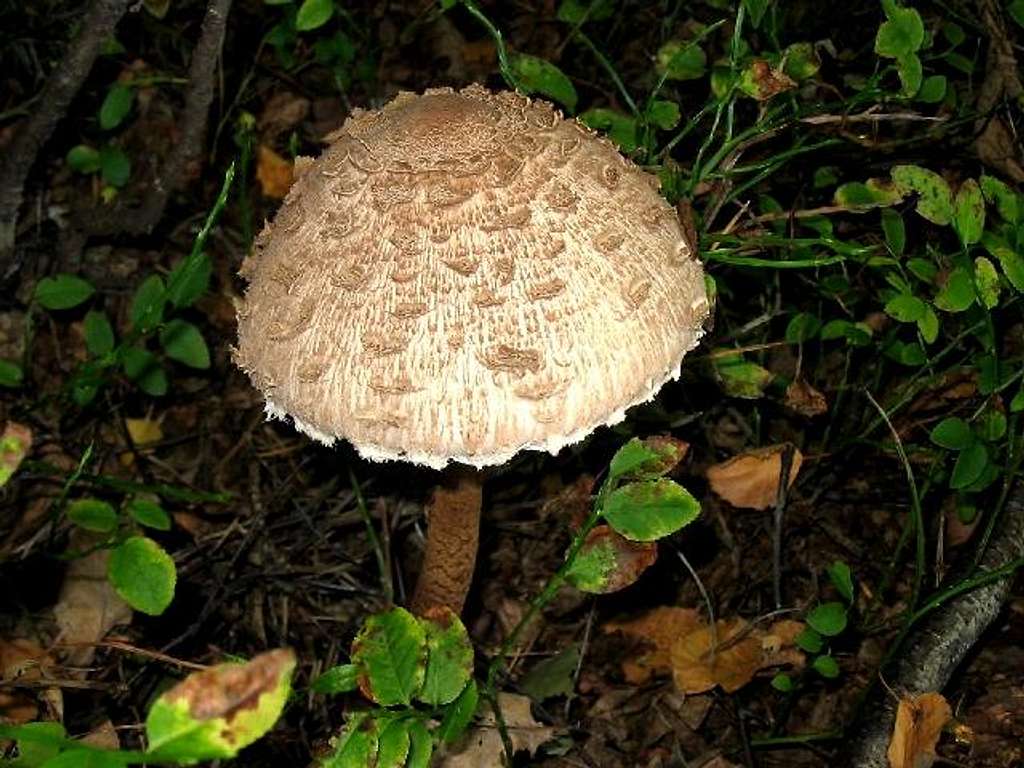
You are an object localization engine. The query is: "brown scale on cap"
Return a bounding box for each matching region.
[235,84,709,469]
[234,85,709,616]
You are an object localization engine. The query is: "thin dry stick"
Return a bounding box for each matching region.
[772,444,796,609]
[0,0,132,275]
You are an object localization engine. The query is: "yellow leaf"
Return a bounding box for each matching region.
[887,692,951,768]
[707,444,804,510]
[256,145,294,199]
[126,417,163,446]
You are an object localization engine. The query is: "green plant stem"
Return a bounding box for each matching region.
[348,466,392,605]
[572,29,637,116]
[460,0,517,90]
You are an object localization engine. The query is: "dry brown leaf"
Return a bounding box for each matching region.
[887,691,952,768]
[256,145,294,199]
[257,91,310,141]
[707,444,804,510]
[81,719,120,750]
[670,618,763,694]
[0,421,32,487]
[441,692,556,767]
[785,378,828,417]
[603,606,701,684]
[52,532,132,669]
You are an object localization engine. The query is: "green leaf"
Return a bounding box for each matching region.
[953,179,986,247]
[108,536,176,615]
[785,312,821,343]
[578,108,638,152]
[295,0,333,31]
[974,256,1001,309]
[979,174,1020,223]
[35,274,96,310]
[601,478,700,542]
[436,679,478,744]
[159,320,210,369]
[510,53,577,112]
[934,267,976,312]
[1010,0,1024,27]
[794,627,823,653]
[556,0,616,23]
[826,560,854,604]
[917,305,939,344]
[520,644,580,702]
[771,672,794,692]
[950,441,988,489]
[99,146,130,187]
[126,498,172,531]
[891,165,953,225]
[608,436,688,481]
[805,602,847,637]
[977,410,1007,442]
[881,209,906,257]
[713,351,774,398]
[67,498,118,533]
[40,747,127,767]
[981,233,1024,293]
[376,719,411,768]
[743,0,770,27]
[896,52,922,96]
[83,310,115,357]
[311,664,359,694]
[812,654,840,679]
[405,721,433,768]
[321,714,378,768]
[1012,385,1024,414]
[916,74,947,103]
[875,3,924,58]
[418,609,474,706]
[67,144,102,174]
[781,42,820,80]
[943,21,966,45]
[121,347,168,396]
[0,359,24,388]
[655,39,707,81]
[130,275,166,332]
[645,100,680,130]
[0,721,68,765]
[907,258,938,283]
[166,252,212,308]
[884,294,926,323]
[99,83,133,130]
[834,178,905,210]
[146,650,295,761]
[930,417,973,450]
[351,607,426,706]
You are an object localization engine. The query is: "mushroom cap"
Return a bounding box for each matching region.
[235,85,709,469]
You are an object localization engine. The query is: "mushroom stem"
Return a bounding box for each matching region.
[410,467,483,616]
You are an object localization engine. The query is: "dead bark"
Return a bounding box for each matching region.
[0,0,132,278]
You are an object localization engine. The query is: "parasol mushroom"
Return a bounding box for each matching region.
[234,85,709,616]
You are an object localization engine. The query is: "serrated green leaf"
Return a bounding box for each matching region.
[35,274,96,310]
[601,478,700,542]
[826,560,854,604]
[419,609,473,706]
[934,267,976,312]
[812,654,840,679]
[99,146,130,187]
[108,536,176,615]
[974,256,1001,309]
[436,679,478,744]
[891,165,953,225]
[311,664,359,694]
[0,359,24,388]
[953,179,985,246]
[99,84,133,130]
[83,310,115,357]
[352,607,426,706]
[806,602,847,637]
[930,417,973,450]
[146,650,294,761]
[159,320,210,369]
[130,275,166,332]
[67,498,118,533]
[295,0,333,31]
[121,347,168,396]
[126,498,171,531]
[67,144,102,174]
[510,53,577,112]
[950,441,988,489]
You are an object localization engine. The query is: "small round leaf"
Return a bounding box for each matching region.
[108,536,176,615]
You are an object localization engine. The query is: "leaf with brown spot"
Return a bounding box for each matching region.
[887,692,952,768]
[784,378,828,417]
[566,524,657,594]
[707,444,803,510]
[145,649,295,762]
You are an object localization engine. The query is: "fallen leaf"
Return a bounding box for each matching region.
[126,417,162,446]
[785,378,828,417]
[671,618,763,694]
[603,606,701,684]
[887,691,952,768]
[81,719,120,750]
[257,91,310,141]
[0,421,32,487]
[0,638,51,726]
[256,145,294,199]
[441,692,556,767]
[707,444,804,510]
[52,531,132,669]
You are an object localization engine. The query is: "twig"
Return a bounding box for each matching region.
[772,444,796,609]
[0,0,132,276]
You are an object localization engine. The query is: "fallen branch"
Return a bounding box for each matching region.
[0,0,132,278]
